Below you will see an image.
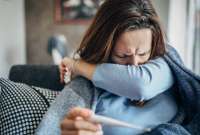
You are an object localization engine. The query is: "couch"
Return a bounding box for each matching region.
[0,65,64,134]
[9,65,64,91]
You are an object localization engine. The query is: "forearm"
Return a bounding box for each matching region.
[73,59,97,80]
[72,58,174,100]
[92,58,174,100]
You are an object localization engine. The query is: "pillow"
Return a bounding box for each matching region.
[0,78,59,135]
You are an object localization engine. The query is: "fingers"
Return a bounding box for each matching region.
[59,62,65,83]
[67,107,93,120]
[59,57,75,83]
[59,62,71,83]
[64,68,71,83]
[61,119,100,132]
[61,130,103,135]
[61,107,103,135]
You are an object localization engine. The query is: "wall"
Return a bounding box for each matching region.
[154,0,188,64]
[26,0,171,64]
[25,0,88,64]
[152,0,170,31]
[0,0,26,78]
[168,0,188,61]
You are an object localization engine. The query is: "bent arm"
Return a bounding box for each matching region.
[92,58,174,100]
[73,58,174,100]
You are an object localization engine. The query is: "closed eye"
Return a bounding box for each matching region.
[118,56,127,58]
[137,50,151,56]
[138,53,147,56]
[115,54,129,59]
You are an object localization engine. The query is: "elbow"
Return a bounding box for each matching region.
[137,88,152,101]
[132,80,153,101]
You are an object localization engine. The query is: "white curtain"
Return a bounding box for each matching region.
[187,0,200,75]
[193,0,200,75]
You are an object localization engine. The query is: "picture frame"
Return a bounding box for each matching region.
[54,0,104,24]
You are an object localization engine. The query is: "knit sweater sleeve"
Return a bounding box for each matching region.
[92,57,174,100]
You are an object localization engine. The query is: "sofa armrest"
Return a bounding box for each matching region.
[9,65,64,91]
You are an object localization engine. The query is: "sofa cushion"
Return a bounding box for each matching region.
[9,65,64,91]
[0,78,59,135]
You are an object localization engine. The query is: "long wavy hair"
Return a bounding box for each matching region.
[76,0,166,64]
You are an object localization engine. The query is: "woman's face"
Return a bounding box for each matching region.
[111,28,152,65]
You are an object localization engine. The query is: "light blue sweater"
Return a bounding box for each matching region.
[92,58,174,100]
[36,45,200,135]
[36,57,178,135]
[91,57,178,134]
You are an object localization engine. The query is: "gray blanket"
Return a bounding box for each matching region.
[145,45,200,135]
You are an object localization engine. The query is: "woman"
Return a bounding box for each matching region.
[36,0,200,135]
[59,0,176,134]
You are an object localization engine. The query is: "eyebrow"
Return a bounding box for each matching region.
[114,54,131,57]
[137,49,151,54]
[115,49,151,56]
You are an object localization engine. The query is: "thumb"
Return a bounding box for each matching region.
[67,107,93,120]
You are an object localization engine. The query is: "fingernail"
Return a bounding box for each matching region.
[97,131,103,135]
[87,110,94,118]
[97,124,102,130]
[75,116,83,120]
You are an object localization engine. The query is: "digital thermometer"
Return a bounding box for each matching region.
[64,71,151,133]
[89,114,151,132]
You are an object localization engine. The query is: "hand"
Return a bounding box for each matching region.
[60,107,103,135]
[59,57,75,83]
[59,57,96,83]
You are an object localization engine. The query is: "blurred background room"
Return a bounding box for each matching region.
[0,0,199,78]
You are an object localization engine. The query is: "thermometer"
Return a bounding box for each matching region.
[64,70,151,132]
[89,114,151,132]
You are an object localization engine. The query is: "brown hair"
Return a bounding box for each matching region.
[76,0,166,64]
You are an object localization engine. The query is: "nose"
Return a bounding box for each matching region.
[127,55,139,66]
